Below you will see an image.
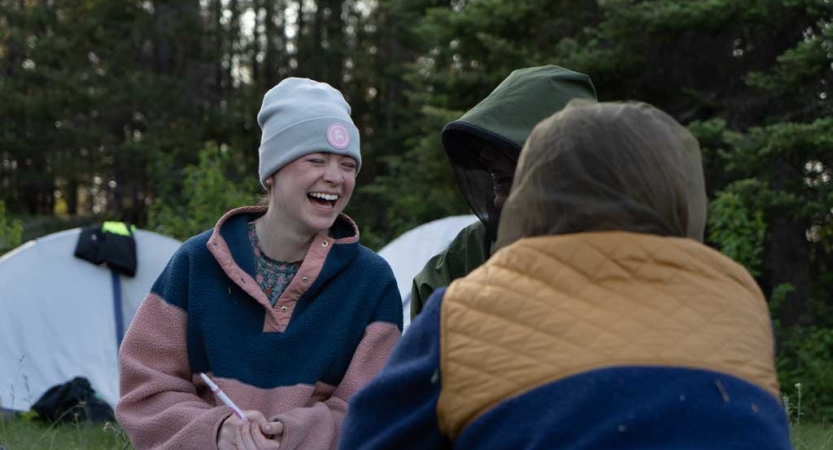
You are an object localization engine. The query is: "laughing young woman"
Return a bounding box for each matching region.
[115,78,403,450]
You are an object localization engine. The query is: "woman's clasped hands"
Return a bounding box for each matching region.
[218,410,283,450]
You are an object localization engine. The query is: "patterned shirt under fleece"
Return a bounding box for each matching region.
[248,222,300,306]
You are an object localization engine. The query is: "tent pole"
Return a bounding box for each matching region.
[110,270,125,351]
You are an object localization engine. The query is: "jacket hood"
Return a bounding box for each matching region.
[442,65,597,245]
[496,100,707,251]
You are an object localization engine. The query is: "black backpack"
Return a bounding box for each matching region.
[30,376,115,424]
[74,222,138,277]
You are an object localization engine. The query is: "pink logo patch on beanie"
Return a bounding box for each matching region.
[327,124,350,150]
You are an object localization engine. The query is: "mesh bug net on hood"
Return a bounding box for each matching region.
[442,66,598,250]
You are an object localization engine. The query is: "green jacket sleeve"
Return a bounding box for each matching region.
[410,221,489,319]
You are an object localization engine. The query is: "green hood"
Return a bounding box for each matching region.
[442,65,597,245]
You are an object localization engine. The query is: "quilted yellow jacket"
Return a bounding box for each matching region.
[340,232,791,450]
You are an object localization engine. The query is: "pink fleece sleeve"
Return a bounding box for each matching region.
[116,294,230,450]
[275,321,401,450]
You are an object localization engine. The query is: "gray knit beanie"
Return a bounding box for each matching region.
[257,78,361,189]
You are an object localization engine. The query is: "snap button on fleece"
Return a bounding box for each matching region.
[321,241,329,247]
[302,276,309,283]
[280,306,288,313]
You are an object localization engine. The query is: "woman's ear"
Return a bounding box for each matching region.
[265,176,274,187]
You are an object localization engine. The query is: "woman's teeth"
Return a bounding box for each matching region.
[309,192,339,201]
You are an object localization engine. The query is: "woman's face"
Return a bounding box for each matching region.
[477,146,517,211]
[267,152,357,235]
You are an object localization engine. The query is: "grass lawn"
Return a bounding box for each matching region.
[793,422,833,450]
[0,418,831,449]
[0,418,132,450]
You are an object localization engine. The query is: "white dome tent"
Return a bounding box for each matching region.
[378,215,478,332]
[0,227,181,411]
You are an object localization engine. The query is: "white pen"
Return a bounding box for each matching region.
[200,372,248,423]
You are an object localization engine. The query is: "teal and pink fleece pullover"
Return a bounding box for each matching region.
[115,206,402,450]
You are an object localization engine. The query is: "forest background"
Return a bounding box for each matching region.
[1,0,833,420]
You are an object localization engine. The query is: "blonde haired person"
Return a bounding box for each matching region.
[339,101,790,449]
[116,78,402,450]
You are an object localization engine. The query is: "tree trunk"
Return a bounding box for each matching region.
[383,7,403,135]
[227,0,239,93]
[251,0,261,86]
[67,179,78,215]
[295,0,305,75]
[153,0,201,74]
[323,0,344,88]
[767,217,812,327]
[153,1,174,73]
[767,162,813,327]
[263,0,276,87]
[309,0,324,80]
[214,0,224,97]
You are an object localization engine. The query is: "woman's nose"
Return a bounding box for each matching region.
[322,162,343,183]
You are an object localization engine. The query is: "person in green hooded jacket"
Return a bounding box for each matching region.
[409,65,598,319]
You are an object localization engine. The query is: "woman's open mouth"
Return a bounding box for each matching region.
[308,192,339,209]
